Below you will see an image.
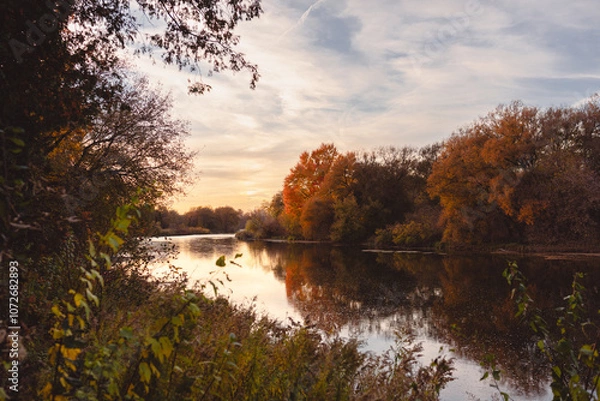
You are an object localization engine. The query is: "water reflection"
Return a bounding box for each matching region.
[152,235,600,401]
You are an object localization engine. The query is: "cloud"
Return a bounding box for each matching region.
[279,0,327,39]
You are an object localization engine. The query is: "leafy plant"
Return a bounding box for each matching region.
[487,262,600,401]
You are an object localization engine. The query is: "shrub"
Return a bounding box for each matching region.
[481,262,600,401]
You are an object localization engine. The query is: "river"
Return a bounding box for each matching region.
[149,234,600,401]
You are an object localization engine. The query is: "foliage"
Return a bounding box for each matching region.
[283,143,340,232]
[391,221,438,247]
[330,195,368,243]
[279,144,440,244]
[498,262,600,400]
[1,0,262,260]
[241,208,286,239]
[300,196,334,241]
[274,99,600,249]
[354,333,454,401]
[155,205,245,235]
[428,100,600,247]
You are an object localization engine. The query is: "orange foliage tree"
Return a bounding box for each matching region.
[428,99,600,246]
[282,143,340,236]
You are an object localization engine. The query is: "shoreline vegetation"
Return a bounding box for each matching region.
[228,100,600,256]
[161,98,600,255]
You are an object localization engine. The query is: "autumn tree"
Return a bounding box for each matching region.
[300,196,334,241]
[1,0,262,258]
[428,100,600,246]
[53,78,195,233]
[282,144,433,242]
[214,206,242,232]
[350,147,416,236]
[282,143,339,235]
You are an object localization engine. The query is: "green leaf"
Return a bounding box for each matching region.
[234,253,243,259]
[171,315,184,326]
[100,252,112,269]
[106,232,124,252]
[139,362,151,384]
[552,365,561,378]
[187,302,201,316]
[86,288,99,307]
[120,327,134,340]
[480,371,489,381]
[114,217,132,233]
[90,268,104,287]
[216,255,226,267]
[159,336,174,359]
[9,137,25,147]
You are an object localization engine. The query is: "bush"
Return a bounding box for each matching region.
[481,262,600,401]
[392,221,437,247]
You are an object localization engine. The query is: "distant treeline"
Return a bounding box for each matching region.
[154,206,247,236]
[240,99,600,251]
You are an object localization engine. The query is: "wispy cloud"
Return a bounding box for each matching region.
[278,0,327,39]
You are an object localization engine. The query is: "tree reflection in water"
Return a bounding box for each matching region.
[244,241,600,399]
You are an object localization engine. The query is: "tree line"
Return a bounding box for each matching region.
[242,99,600,250]
[155,205,246,235]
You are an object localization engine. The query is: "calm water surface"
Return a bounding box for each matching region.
[150,234,600,401]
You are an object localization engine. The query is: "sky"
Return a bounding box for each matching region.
[127,0,600,213]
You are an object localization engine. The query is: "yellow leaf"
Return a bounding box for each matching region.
[74,292,85,307]
[40,382,53,397]
[51,328,64,340]
[51,304,64,318]
[159,336,174,359]
[60,345,81,361]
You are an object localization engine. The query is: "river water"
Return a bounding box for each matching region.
[149,234,600,401]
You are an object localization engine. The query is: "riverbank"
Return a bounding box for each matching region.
[155,226,211,236]
[235,230,600,260]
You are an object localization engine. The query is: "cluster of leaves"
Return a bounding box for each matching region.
[375,220,439,248]
[483,262,600,401]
